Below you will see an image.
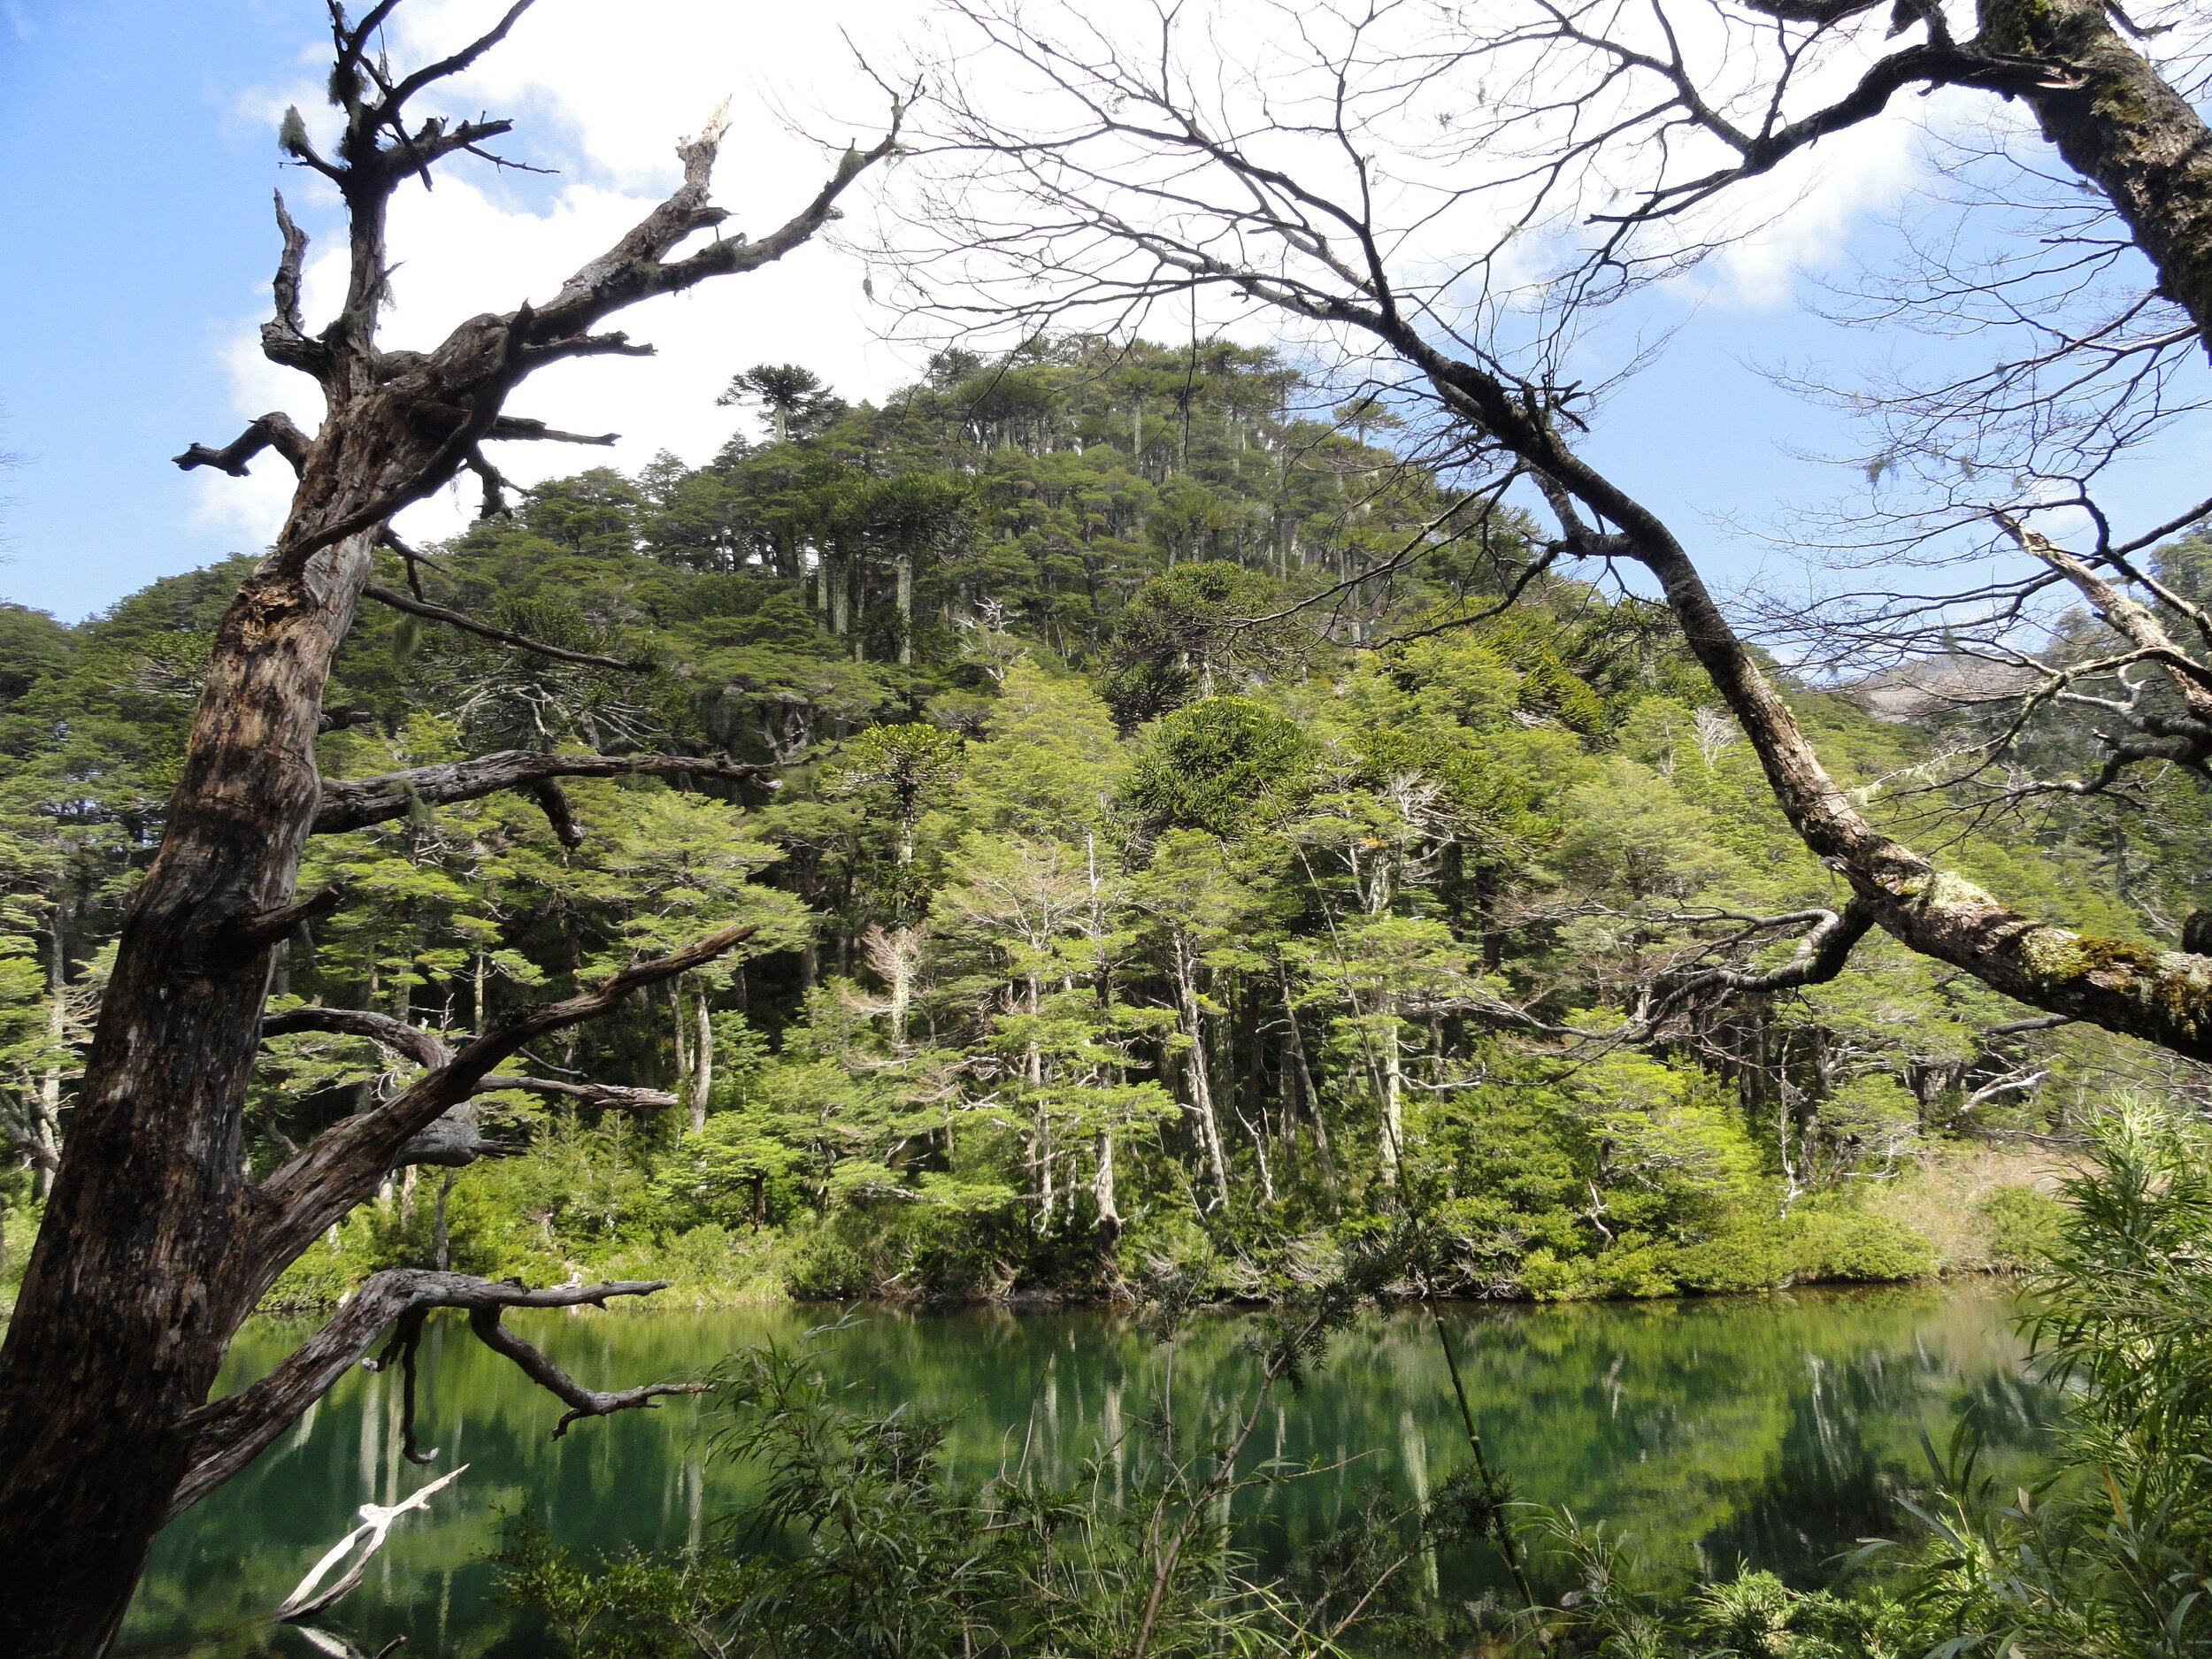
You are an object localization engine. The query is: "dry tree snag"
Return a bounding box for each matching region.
[915,0,2212,1058]
[0,5,902,1653]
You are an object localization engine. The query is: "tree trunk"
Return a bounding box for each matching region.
[1094,1128,1120,1244]
[35,905,69,1199]
[896,549,914,666]
[432,1170,455,1272]
[1278,966,1335,1202]
[672,979,692,1125]
[0,29,900,1645]
[693,988,713,1133]
[1173,941,1232,1211]
[1982,0,2212,351]
[0,528,380,1658]
[1378,1011,1403,1188]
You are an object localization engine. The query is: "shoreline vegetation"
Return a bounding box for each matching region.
[9,1,2212,1646]
[0,1143,2070,1325]
[165,1139,2073,1319]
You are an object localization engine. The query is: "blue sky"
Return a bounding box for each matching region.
[0,2,326,617]
[0,1,2202,627]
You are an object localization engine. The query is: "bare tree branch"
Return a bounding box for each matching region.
[222,885,346,953]
[173,412,312,479]
[169,1271,685,1520]
[258,1006,683,1140]
[314,749,772,836]
[484,416,620,446]
[465,1304,709,1438]
[360,581,648,670]
[243,921,757,1284]
[1642,900,1879,1025]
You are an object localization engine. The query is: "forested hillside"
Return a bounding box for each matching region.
[0,339,2182,1305]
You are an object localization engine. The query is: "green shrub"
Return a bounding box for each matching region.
[586,1224,790,1307]
[1673,1218,1786,1294]
[1979,1184,2066,1271]
[1784,1208,1935,1284]
[0,1194,41,1309]
[784,1221,880,1301]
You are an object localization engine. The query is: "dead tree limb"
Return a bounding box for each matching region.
[173,412,311,478]
[171,1272,685,1521]
[275,1463,470,1621]
[360,581,649,671]
[260,1005,686,1169]
[246,921,757,1283]
[314,749,772,836]
[484,415,620,445]
[465,1306,710,1438]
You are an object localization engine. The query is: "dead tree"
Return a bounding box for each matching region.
[0,6,902,1654]
[901,0,2212,1056]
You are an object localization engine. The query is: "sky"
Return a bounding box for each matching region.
[0,0,918,618]
[0,0,2203,625]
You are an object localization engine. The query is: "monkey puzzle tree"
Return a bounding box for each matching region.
[718,362,848,445]
[0,6,901,1654]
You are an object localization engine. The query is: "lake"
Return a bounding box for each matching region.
[120,1283,2055,1656]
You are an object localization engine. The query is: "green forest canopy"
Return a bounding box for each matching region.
[3,336,2194,1305]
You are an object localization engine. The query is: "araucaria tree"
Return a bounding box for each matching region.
[910,0,2212,1061]
[0,6,900,1654]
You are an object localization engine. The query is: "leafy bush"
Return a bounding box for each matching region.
[0,1193,41,1310]
[783,1222,878,1302]
[1783,1209,1935,1285]
[1980,1184,2068,1271]
[1672,1219,1787,1294]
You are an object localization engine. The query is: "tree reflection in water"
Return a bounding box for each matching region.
[123,1283,2052,1657]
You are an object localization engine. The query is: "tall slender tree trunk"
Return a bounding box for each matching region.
[895,549,914,666]
[693,989,714,1133]
[1378,1007,1403,1188]
[1028,974,1052,1231]
[672,978,691,1120]
[35,906,69,1199]
[1278,965,1336,1202]
[1094,1128,1120,1244]
[1172,940,1231,1210]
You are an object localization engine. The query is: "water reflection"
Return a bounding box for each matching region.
[122,1284,2055,1657]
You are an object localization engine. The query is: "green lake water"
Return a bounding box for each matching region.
[120,1283,2055,1657]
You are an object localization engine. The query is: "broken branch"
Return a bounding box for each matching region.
[466,1305,709,1438]
[247,921,759,1272]
[173,412,312,478]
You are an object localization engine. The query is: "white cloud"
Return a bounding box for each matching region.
[197,0,927,552]
[1690,113,1924,310]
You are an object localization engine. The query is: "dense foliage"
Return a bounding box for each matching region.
[0,338,2179,1309]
